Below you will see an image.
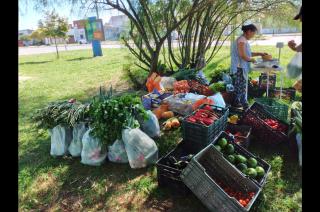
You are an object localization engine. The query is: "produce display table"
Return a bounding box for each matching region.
[252,60,283,98]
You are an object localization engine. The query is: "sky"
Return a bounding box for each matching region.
[19,0,122,30]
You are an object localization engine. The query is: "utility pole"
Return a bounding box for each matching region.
[94,0,99,19]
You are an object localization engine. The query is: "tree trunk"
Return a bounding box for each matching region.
[149,46,161,75]
[54,37,59,58]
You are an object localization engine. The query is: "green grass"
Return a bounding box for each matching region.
[19,46,301,211]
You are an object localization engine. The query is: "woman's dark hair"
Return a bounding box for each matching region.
[241,24,258,33]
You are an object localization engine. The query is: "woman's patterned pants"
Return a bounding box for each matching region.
[234,68,248,105]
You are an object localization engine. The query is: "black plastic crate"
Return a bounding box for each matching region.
[226,124,252,149]
[181,144,262,212]
[241,103,289,145]
[269,87,296,101]
[259,73,276,89]
[182,104,229,152]
[211,131,271,188]
[156,140,197,195]
[248,85,265,98]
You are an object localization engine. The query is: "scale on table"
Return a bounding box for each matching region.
[252,42,284,98]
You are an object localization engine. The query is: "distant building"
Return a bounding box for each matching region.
[19,29,33,37]
[104,15,129,40]
[18,29,34,46]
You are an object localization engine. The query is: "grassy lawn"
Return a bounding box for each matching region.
[19,46,301,211]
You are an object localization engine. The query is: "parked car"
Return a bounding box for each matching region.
[78,39,88,44]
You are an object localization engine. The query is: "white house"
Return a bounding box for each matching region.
[105,15,129,40]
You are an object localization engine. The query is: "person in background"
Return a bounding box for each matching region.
[231,24,271,109]
[288,6,302,53]
[288,6,302,92]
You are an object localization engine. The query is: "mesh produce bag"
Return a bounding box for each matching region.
[122,128,158,169]
[107,139,128,163]
[68,123,88,157]
[50,125,73,156]
[81,129,107,166]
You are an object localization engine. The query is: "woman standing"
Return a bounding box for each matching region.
[231,24,271,109]
[288,6,302,92]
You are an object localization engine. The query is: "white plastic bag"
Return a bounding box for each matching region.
[161,77,176,91]
[108,139,128,163]
[163,94,194,115]
[81,129,107,166]
[122,128,158,169]
[68,123,88,157]
[208,92,226,108]
[287,52,302,79]
[141,110,160,138]
[183,93,206,102]
[50,125,72,156]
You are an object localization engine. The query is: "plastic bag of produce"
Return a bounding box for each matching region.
[163,94,194,115]
[81,129,107,166]
[183,93,206,102]
[122,128,158,169]
[146,72,163,92]
[50,125,73,156]
[161,77,176,91]
[208,92,226,108]
[68,123,88,157]
[287,52,302,79]
[108,139,128,163]
[296,133,302,167]
[222,73,233,84]
[141,110,160,138]
[196,70,210,85]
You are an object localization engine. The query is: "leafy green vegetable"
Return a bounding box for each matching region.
[32,101,89,129]
[209,82,226,93]
[88,87,147,146]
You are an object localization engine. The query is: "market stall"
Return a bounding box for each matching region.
[32,65,301,212]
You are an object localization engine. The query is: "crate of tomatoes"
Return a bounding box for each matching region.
[180,142,262,212]
[241,102,289,145]
[156,139,197,195]
[182,104,229,152]
[226,124,252,149]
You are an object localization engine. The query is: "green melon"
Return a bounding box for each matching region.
[248,157,258,168]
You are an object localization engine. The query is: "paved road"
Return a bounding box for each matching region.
[19,34,301,56]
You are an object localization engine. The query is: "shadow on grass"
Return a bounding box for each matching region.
[66,57,93,61]
[142,184,208,212]
[19,60,53,65]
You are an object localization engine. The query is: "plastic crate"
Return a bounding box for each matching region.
[258,73,276,89]
[226,124,252,149]
[248,86,265,98]
[211,131,271,187]
[241,103,289,145]
[180,144,262,212]
[182,104,229,152]
[255,97,289,123]
[156,140,197,195]
[142,92,172,110]
[269,87,296,101]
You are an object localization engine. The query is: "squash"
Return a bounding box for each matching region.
[161,111,174,119]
